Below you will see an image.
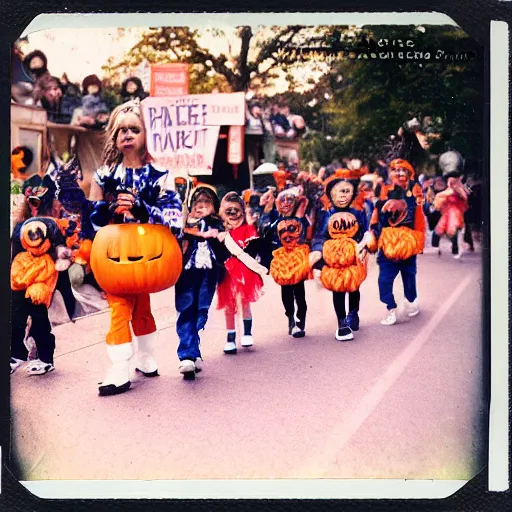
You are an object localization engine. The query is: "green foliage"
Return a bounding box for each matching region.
[299,25,484,172]
[11,181,23,195]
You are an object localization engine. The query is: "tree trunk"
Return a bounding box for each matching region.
[234,26,253,92]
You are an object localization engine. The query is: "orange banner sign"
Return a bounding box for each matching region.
[150,64,189,97]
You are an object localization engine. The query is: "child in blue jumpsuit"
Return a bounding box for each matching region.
[175,186,229,378]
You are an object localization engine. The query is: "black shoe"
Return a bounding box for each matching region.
[98,381,131,396]
[292,317,306,338]
[346,311,359,331]
[335,326,354,341]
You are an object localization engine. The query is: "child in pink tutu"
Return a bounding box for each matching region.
[216,192,267,354]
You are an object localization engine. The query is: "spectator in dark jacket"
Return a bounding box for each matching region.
[23,50,50,82]
[120,76,148,102]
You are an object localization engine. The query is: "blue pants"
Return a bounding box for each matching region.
[377,254,417,310]
[175,268,218,361]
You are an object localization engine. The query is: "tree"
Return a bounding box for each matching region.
[102,25,334,94]
[314,24,484,173]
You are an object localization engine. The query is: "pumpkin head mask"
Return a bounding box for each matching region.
[382,199,408,227]
[277,218,303,249]
[328,211,359,238]
[90,224,182,295]
[19,217,60,256]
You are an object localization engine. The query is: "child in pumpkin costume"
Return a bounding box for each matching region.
[369,159,427,326]
[88,100,183,396]
[10,217,63,375]
[216,192,267,354]
[310,169,375,341]
[175,186,229,377]
[263,187,311,338]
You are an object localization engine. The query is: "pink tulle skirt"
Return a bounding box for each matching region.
[217,256,264,312]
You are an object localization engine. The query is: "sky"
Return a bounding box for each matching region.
[21,28,146,83]
[20,26,327,95]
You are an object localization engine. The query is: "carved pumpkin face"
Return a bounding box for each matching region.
[382,199,408,227]
[277,219,303,249]
[90,224,182,295]
[19,217,59,256]
[328,212,359,238]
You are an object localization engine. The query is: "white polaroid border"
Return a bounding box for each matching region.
[11,10,508,499]
[489,19,509,493]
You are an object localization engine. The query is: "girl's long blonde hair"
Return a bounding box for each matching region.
[101,99,151,170]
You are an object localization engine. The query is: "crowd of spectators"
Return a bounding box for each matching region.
[11,45,149,129]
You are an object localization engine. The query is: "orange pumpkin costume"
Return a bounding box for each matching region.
[11,217,61,369]
[370,159,426,318]
[311,168,372,340]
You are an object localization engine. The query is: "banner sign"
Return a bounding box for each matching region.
[141,93,245,175]
[150,63,189,97]
[227,125,244,164]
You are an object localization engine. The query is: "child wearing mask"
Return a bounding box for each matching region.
[175,186,229,378]
[216,192,266,354]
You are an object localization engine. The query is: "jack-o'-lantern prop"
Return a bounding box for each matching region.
[11,217,60,307]
[90,223,182,295]
[270,219,311,286]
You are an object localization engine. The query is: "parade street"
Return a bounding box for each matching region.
[10,240,486,483]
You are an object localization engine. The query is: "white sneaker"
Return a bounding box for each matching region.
[10,357,25,374]
[453,252,463,260]
[381,309,397,326]
[406,299,420,317]
[241,335,253,347]
[223,341,237,354]
[194,358,203,373]
[26,359,55,375]
[179,359,195,374]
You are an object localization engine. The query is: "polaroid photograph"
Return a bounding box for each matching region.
[2,7,509,506]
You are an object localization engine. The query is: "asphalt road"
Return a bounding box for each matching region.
[9,240,486,483]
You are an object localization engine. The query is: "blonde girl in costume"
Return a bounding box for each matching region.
[88,99,183,395]
[216,192,266,354]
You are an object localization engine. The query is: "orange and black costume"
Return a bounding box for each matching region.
[370,160,426,311]
[312,170,373,339]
